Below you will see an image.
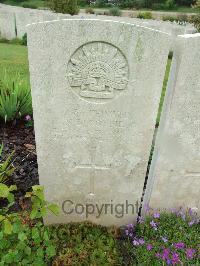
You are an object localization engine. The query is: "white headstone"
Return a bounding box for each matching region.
[0,9,16,40]
[144,34,200,214]
[15,10,59,38]
[27,19,170,226]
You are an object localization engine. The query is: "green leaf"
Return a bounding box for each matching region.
[32,185,44,192]
[9,185,17,192]
[41,206,47,217]
[18,232,27,241]
[3,219,13,234]
[48,204,60,215]
[30,209,38,220]
[0,184,9,198]
[7,192,14,203]
[24,246,31,256]
[0,215,5,222]
[46,245,56,257]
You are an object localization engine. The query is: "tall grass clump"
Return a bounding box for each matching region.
[0,71,32,123]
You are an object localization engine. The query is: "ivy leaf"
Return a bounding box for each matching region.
[3,219,13,234]
[48,204,60,215]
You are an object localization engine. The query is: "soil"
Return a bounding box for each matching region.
[0,121,39,205]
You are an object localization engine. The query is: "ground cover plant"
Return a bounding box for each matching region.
[120,206,200,265]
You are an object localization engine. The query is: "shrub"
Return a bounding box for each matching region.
[190,14,200,32]
[0,184,59,265]
[47,0,79,15]
[162,15,177,21]
[109,7,122,16]
[22,33,27,46]
[0,145,15,184]
[22,3,37,9]
[137,11,153,19]
[176,0,195,6]
[95,0,108,7]
[0,72,32,123]
[77,0,88,7]
[132,0,146,8]
[0,37,26,46]
[85,7,95,13]
[165,0,176,9]
[193,0,200,8]
[121,207,200,265]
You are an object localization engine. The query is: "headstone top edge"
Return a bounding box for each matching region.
[26,18,171,36]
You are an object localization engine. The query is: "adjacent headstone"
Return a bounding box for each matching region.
[15,10,59,38]
[0,9,16,39]
[27,19,170,226]
[144,34,200,214]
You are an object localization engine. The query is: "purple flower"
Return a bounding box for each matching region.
[171,252,180,265]
[188,220,195,227]
[167,259,171,265]
[133,240,139,246]
[162,248,170,260]
[25,114,31,121]
[138,216,144,224]
[161,237,168,243]
[186,248,196,259]
[171,208,177,213]
[129,233,133,237]
[153,211,160,219]
[155,252,161,258]
[138,238,145,245]
[125,229,129,235]
[174,242,185,249]
[126,223,134,229]
[147,244,153,251]
[188,208,193,216]
[144,204,151,213]
[150,220,157,230]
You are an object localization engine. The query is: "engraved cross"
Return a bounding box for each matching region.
[76,145,111,195]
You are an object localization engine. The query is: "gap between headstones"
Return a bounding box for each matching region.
[138,52,173,216]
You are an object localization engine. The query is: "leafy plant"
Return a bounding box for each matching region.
[109,7,122,16]
[47,0,79,15]
[121,207,200,265]
[85,7,95,13]
[0,184,59,265]
[137,11,153,19]
[0,71,32,123]
[0,145,15,184]
[50,222,122,265]
[190,13,200,32]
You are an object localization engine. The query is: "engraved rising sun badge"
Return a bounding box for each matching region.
[67,42,129,102]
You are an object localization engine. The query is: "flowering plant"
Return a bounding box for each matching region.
[123,207,200,265]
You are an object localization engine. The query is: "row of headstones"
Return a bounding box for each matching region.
[27,18,200,226]
[0,3,196,46]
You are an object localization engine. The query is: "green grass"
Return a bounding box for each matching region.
[156,58,172,126]
[0,43,29,83]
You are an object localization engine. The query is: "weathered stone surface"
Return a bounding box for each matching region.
[144,34,200,214]
[27,19,170,226]
[0,9,16,39]
[15,10,59,38]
